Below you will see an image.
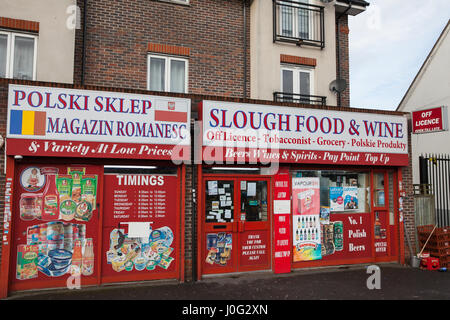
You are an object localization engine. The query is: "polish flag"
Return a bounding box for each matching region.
[154,100,188,123]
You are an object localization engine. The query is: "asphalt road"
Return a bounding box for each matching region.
[5,263,450,301]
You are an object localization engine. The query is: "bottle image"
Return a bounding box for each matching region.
[300,229,303,241]
[312,228,315,240]
[374,212,381,239]
[82,238,94,276]
[301,217,305,228]
[41,173,60,221]
[307,229,311,240]
[71,239,83,276]
[333,221,344,251]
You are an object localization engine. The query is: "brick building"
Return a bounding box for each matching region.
[0,0,417,298]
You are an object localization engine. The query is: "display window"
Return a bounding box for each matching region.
[290,169,399,268]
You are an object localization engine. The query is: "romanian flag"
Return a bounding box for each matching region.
[9,110,46,136]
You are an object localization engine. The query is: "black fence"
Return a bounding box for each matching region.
[273,92,327,106]
[273,0,325,49]
[419,154,450,227]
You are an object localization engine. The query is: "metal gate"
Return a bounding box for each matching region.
[419,154,450,227]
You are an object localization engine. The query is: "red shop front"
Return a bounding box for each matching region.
[197,100,409,278]
[0,84,190,297]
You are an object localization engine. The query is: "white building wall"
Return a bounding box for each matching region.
[398,24,450,184]
[250,0,338,105]
[1,0,76,84]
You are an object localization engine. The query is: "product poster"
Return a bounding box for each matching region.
[330,187,344,212]
[330,187,359,212]
[292,178,322,262]
[101,173,179,280]
[13,164,100,284]
[205,233,232,266]
[106,227,175,272]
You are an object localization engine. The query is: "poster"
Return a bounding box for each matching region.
[205,233,232,266]
[330,187,359,212]
[292,178,322,262]
[14,165,99,281]
[102,174,178,276]
[106,227,175,272]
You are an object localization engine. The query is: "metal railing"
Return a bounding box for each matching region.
[419,154,450,227]
[274,92,327,106]
[273,0,325,49]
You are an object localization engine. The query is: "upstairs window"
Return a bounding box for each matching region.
[281,65,314,98]
[147,55,188,93]
[0,31,37,80]
[274,0,325,49]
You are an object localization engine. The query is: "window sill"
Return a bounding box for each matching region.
[155,0,190,7]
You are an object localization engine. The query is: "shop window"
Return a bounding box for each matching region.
[373,173,385,207]
[0,31,37,80]
[292,170,370,214]
[240,181,268,222]
[147,54,188,93]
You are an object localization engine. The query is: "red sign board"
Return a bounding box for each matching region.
[240,231,269,266]
[273,170,291,274]
[412,106,448,134]
[202,146,409,167]
[6,138,190,161]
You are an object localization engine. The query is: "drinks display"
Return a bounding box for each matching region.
[333,221,344,252]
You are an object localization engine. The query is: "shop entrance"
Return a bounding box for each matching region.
[201,176,271,275]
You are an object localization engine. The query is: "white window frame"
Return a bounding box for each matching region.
[280,65,315,97]
[0,30,37,80]
[147,54,188,93]
[278,0,313,40]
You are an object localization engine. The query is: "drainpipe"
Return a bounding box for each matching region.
[335,1,352,107]
[243,0,248,99]
[81,0,87,86]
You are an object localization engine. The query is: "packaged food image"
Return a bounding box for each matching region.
[56,175,73,203]
[46,221,64,251]
[20,193,42,221]
[16,245,39,280]
[60,199,77,221]
[41,173,60,221]
[74,200,93,222]
[67,167,85,203]
[27,225,40,245]
[81,175,98,210]
[158,256,174,270]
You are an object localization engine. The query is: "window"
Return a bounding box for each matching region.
[0,31,37,80]
[147,55,188,93]
[292,170,371,214]
[274,0,325,48]
[159,0,189,4]
[280,65,314,102]
[279,0,310,39]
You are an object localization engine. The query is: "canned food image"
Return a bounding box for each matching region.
[333,221,344,251]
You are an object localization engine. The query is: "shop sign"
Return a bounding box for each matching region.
[6,85,191,160]
[273,170,291,273]
[412,106,448,134]
[201,101,409,166]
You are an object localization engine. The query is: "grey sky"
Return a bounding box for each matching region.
[349,0,450,110]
